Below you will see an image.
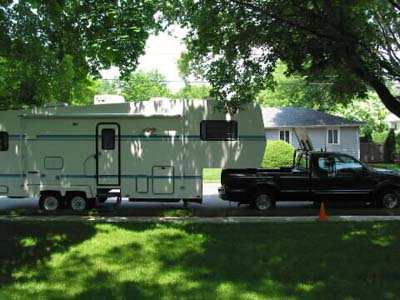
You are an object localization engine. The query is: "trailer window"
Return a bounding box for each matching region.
[200,121,237,141]
[0,132,9,151]
[101,129,115,150]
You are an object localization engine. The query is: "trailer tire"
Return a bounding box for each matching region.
[68,193,92,211]
[254,192,275,211]
[39,193,63,211]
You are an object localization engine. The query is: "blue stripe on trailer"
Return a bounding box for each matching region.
[28,134,265,141]
[0,174,21,178]
[35,135,95,141]
[57,174,202,179]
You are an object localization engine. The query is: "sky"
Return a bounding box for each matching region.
[100,27,190,93]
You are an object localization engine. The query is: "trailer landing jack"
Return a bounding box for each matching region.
[95,188,122,209]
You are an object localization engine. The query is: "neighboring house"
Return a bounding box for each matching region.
[385,113,400,131]
[262,107,364,159]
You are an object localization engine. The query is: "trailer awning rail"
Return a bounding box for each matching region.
[19,113,183,119]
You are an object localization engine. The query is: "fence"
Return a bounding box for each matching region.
[360,142,385,163]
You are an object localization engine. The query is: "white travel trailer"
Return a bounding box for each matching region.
[0,98,265,211]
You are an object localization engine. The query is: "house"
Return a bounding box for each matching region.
[262,107,364,158]
[385,113,400,131]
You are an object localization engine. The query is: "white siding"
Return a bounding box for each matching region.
[265,128,300,149]
[265,126,361,159]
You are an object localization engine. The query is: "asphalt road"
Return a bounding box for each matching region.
[0,183,314,211]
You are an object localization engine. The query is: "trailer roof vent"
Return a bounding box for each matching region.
[94,94,125,105]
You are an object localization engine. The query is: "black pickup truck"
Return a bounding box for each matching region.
[219,151,400,210]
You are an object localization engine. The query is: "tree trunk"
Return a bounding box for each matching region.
[368,79,400,118]
[349,55,400,117]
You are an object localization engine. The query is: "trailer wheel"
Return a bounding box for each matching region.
[68,194,91,211]
[39,193,63,211]
[254,193,274,211]
[378,189,400,209]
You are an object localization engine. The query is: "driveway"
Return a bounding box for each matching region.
[0,183,313,211]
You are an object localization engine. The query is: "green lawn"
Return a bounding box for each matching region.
[203,168,222,183]
[369,163,400,171]
[1,221,400,300]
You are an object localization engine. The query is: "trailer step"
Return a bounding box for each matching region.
[97,193,121,198]
[95,189,122,209]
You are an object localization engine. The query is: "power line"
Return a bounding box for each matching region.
[101,78,209,84]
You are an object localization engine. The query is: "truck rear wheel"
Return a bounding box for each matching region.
[254,193,274,211]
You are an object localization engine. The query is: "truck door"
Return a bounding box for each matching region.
[96,123,120,186]
[312,154,372,201]
[279,151,311,201]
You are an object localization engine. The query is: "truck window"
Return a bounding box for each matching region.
[334,155,363,173]
[296,153,308,170]
[0,132,9,151]
[200,120,237,141]
[318,157,335,174]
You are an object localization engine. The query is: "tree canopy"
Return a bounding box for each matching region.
[257,63,346,111]
[120,71,171,101]
[257,62,389,139]
[0,0,160,107]
[162,0,400,115]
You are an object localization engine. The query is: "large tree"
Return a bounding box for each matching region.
[162,0,400,115]
[0,0,159,107]
[257,63,345,111]
[120,71,171,101]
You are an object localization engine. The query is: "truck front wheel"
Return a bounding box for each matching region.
[378,189,400,209]
[254,193,275,211]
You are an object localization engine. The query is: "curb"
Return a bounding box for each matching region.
[1,215,400,223]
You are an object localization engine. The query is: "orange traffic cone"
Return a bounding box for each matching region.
[319,202,328,221]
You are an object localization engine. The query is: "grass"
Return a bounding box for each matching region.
[0,221,400,300]
[203,168,221,183]
[369,163,400,171]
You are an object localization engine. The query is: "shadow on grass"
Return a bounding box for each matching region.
[0,222,98,285]
[2,202,400,218]
[0,222,400,300]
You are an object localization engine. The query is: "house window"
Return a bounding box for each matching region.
[327,128,340,144]
[101,129,115,150]
[200,121,237,141]
[279,130,290,143]
[0,132,9,151]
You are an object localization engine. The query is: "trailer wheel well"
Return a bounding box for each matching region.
[40,190,62,198]
[65,191,87,199]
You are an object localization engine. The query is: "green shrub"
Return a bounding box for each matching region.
[262,140,295,168]
[372,130,389,143]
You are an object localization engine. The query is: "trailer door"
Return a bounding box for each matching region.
[96,123,120,186]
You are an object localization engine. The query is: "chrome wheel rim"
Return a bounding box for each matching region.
[255,194,271,211]
[43,196,59,211]
[71,196,86,211]
[383,193,398,209]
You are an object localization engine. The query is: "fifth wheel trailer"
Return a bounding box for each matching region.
[0,98,266,211]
